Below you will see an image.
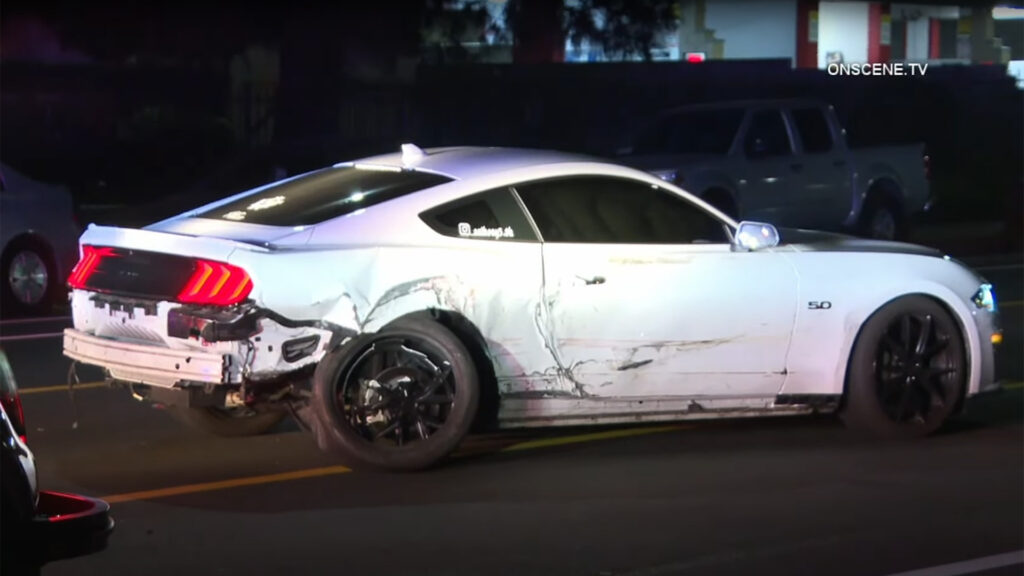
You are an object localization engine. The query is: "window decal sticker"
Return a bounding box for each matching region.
[457,223,515,239]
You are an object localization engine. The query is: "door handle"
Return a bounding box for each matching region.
[577,275,606,286]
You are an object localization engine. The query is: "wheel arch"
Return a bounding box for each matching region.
[861,176,907,221]
[381,309,500,431]
[835,286,980,411]
[3,231,57,265]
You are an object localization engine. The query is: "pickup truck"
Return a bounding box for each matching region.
[616,99,932,240]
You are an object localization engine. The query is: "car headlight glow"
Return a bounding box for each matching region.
[972,283,997,313]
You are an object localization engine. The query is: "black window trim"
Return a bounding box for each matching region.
[742,107,796,159]
[509,186,546,242]
[419,186,542,243]
[509,174,736,246]
[786,105,836,155]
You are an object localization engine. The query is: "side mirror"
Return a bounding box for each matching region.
[734,221,780,251]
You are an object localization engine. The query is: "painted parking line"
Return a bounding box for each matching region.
[0,316,71,325]
[0,332,65,343]
[1001,300,1023,308]
[99,425,693,504]
[19,381,107,395]
[102,465,354,504]
[881,549,1023,576]
[500,424,693,452]
[1003,381,1024,391]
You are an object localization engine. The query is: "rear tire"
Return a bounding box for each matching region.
[859,194,906,241]
[1,239,57,318]
[168,406,287,437]
[840,295,966,439]
[311,316,479,472]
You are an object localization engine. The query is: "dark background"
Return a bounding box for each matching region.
[1,1,1021,233]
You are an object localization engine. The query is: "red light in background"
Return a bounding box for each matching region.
[686,52,706,63]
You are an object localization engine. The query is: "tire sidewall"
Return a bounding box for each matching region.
[1,240,56,317]
[842,295,966,438]
[860,196,906,241]
[311,317,480,471]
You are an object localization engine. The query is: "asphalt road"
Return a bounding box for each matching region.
[1,258,1021,576]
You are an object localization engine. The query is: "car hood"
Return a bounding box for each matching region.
[778,228,945,258]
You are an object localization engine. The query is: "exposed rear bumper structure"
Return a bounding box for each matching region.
[62,328,237,388]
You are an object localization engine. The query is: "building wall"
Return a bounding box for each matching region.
[904,17,931,61]
[818,1,870,66]
[704,0,798,63]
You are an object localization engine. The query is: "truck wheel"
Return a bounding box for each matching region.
[859,195,906,241]
[840,295,965,439]
[311,316,479,472]
[168,406,287,437]
[1,239,57,318]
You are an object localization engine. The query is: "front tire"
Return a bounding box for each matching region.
[840,295,966,439]
[311,316,479,472]
[168,406,287,437]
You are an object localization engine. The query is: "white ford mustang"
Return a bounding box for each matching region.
[62,145,1001,470]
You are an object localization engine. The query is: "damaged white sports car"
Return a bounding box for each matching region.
[63,145,1001,470]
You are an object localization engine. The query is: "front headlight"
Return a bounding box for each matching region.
[972,283,998,313]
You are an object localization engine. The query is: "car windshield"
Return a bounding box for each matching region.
[631,108,745,155]
[195,165,454,227]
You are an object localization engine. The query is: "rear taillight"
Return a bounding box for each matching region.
[177,260,253,306]
[68,245,115,289]
[1,392,26,443]
[923,153,931,181]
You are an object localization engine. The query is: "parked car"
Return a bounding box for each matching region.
[0,163,81,317]
[62,145,999,472]
[616,99,932,240]
[0,349,114,575]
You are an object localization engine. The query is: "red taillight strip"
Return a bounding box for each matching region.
[177,260,253,306]
[67,246,115,289]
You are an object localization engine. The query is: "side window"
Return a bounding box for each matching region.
[791,107,834,153]
[420,187,538,242]
[744,110,793,158]
[515,176,730,245]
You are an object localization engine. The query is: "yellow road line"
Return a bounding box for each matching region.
[1001,300,1023,309]
[1003,381,1024,390]
[500,424,692,452]
[19,381,107,395]
[100,425,692,503]
[102,465,352,504]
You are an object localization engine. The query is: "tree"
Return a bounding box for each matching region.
[502,0,680,62]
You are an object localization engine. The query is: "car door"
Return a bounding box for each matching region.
[736,108,802,226]
[417,186,555,396]
[786,105,852,229]
[514,175,799,400]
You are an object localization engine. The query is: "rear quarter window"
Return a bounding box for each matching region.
[196,166,453,227]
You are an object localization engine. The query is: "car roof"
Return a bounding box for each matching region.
[337,146,605,181]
